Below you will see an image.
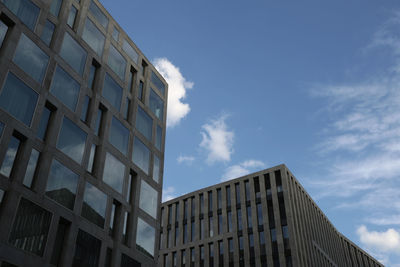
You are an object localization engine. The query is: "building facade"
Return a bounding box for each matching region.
[0,0,167,266]
[159,165,383,267]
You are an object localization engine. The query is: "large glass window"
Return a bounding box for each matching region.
[72,230,101,267]
[50,66,80,111]
[3,0,39,30]
[9,198,52,256]
[102,73,122,110]
[109,116,129,155]
[22,148,39,187]
[13,34,49,83]
[60,32,87,75]
[57,117,87,163]
[0,21,8,46]
[108,44,126,80]
[132,137,150,174]
[112,27,119,42]
[67,5,77,28]
[136,106,152,140]
[151,71,166,95]
[0,136,20,177]
[82,18,105,56]
[149,89,164,120]
[139,180,158,218]
[82,182,107,227]
[87,144,95,172]
[50,0,62,16]
[40,20,55,46]
[103,152,125,194]
[89,0,108,29]
[37,106,51,140]
[45,159,78,210]
[80,96,90,122]
[153,155,160,183]
[156,125,162,150]
[122,39,138,63]
[136,218,155,257]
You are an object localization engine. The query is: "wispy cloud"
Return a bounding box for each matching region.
[357,225,400,254]
[200,114,234,164]
[177,155,195,165]
[162,186,178,202]
[154,58,193,128]
[221,160,265,181]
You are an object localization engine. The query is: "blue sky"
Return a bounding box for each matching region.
[102,1,400,265]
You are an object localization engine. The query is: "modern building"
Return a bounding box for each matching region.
[159,164,383,267]
[0,0,167,266]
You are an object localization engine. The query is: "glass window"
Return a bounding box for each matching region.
[40,20,55,46]
[149,89,164,120]
[138,80,144,101]
[153,155,160,183]
[151,71,165,95]
[0,136,20,177]
[67,5,77,28]
[139,180,158,218]
[82,182,107,227]
[270,228,277,242]
[237,208,242,231]
[87,144,95,172]
[112,27,119,41]
[136,106,152,140]
[124,98,130,119]
[89,0,108,29]
[13,33,49,83]
[259,231,265,245]
[122,39,138,63]
[282,225,289,239]
[227,211,232,232]
[22,148,39,187]
[9,198,52,256]
[82,18,105,56]
[108,44,126,80]
[247,206,252,229]
[72,230,101,267]
[245,181,250,201]
[50,0,62,17]
[60,32,87,75]
[132,137,150,174]
[102,73,122,110]
[156,125,162,150]
[50,66,80,111]
[88,62,97,89]
[208,191,213,211]
[0,188,4,203]
[209,216,213,237]
[235,183,241,204]
[257,203,263,226]
[45,159,78,209]
[136,218,155,257]
[81,96,90,122]
[109,116,129,155]
[0,21,7,46]
[126,173,132,202]
[95,108,102,135]
[3,0,39,30]
[226,185,231,206]
[103,152,125,193]
[57,117,87,163]
[37,106,51,140]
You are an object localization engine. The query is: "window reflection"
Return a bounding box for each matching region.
[67,5,77,28]
[139,180,158,218]
[60,32,87,75]
[0,21,8,46]
[122,39,138,63]
[40,20,55,46]
[109,116,129,155]
[132,137,150,174]
[136,106,152,141]
[0,136,20,177]
[57,117,87,163]
[23,148,39,187]
[50,66,80,111]
[153,155,160,183]
[108,44,126,80]
[149,89,164,120]
[136,218,155,257]
[89,0,109,29]
[103,152,125,193]
[156,125,162,150]
[45,159,78,210]
[3,0,39,30]
[82,18,105,56]
[50,0,62,17]
[82,182,107,228]
[72,229,101,267]
[151,71,165,95]
[102,73,123,110]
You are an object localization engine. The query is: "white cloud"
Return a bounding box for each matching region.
[200,115,234,164]
[357,225,400,254]
[162,186,177,202]
[221,160,265,181]
[177,155,195,165]
[154,58,193,128]
[367,215,400,226]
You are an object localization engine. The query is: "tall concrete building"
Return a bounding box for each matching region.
[0,0,167,266]
[159,165,383,267]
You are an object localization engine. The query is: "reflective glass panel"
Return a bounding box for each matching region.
[82,18,105,56]
[37,106,51,140]
[108,44,126,80]
[87,144,95,172]
[109,116,129,155]
[0,20,8,46]
[136,218,155,257]
[103,152,125,193]
[88,63,96,89]
[9,198,52,256]
[72,230,101,267]
[0,136,20,177]
[122,39,138,63]
[0,73,38,126]
[95,108,102,135]
[138,81,144,101]
[40,20,55,46]
[82,182,107,227]
[13,34,49,83]
[149,89,164,120]
[60,32,87,75]
[153,155,160,183]
[3,0,39,30]
[156,125,162,150]
[50,66,80,111]
[23,148,39,187]
[45,159,78,210]
[112,27,119,41]
[57,117,87,163]
[151,71,165,95]
[132,137,150,174]
[67,5,77,28]
[139,180,158,218]
[102,73,122,110]
[89,0,108,29]
[136,106,152,140]
[80,95,90,121]
[50,0,62,17]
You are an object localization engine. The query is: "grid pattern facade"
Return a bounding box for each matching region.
[159,165,383,267]
[0,0,167,266]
